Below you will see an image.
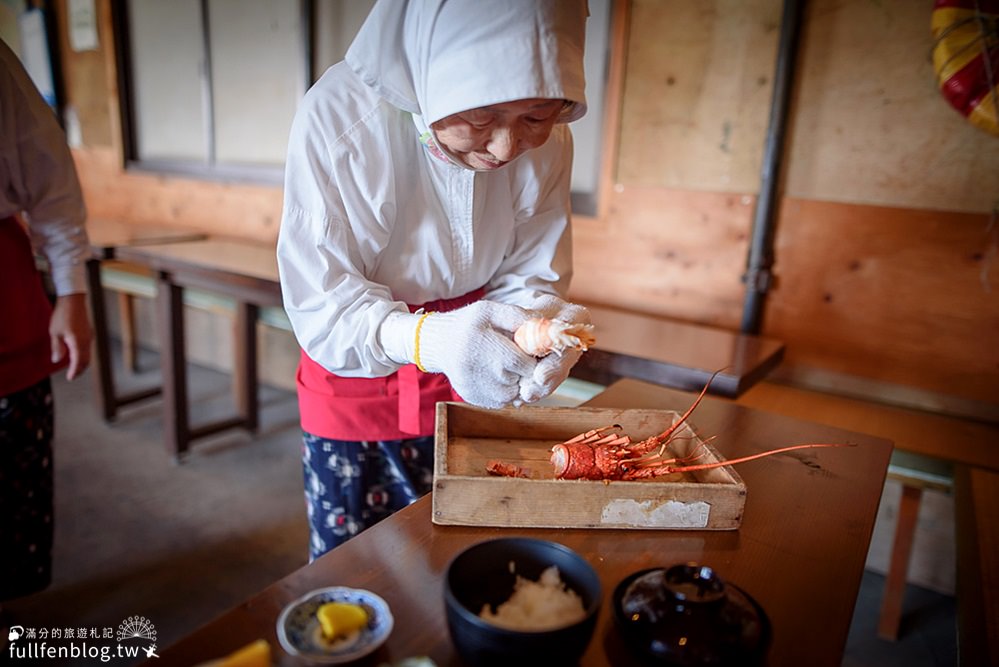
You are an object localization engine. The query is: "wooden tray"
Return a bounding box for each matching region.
[432,402,746,530]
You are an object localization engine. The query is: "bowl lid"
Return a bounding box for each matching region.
[613,566,770,665]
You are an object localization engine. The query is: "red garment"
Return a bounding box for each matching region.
[0,216,64,396]
[297,288,484,440]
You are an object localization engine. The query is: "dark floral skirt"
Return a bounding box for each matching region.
[301,432,434,561]
[0,377,54,600]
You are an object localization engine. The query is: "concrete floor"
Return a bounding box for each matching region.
[2,353,957,666]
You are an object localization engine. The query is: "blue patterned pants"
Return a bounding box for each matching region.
[302,432,434,561]
[1,377,54,600]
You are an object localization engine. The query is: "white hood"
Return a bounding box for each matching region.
[344,0,588,126]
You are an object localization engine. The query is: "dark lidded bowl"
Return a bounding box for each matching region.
[444,538,602,667]
[612,563,771,666]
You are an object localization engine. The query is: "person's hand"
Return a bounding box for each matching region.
[528,293,591,326]
[417,301,536,408]
[518,295,591,403]
[49,293,93,380]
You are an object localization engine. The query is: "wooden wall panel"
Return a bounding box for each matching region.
[763,199,999,405]
[618,0,998,213]
[569,187,754,328]
[56,0,114,147]
[617,0,780,193]
[785,0,999,213]
[73,146,283,243]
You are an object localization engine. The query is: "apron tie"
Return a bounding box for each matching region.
[397,364,423,435]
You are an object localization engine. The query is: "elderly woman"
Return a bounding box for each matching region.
[277,0,590,558]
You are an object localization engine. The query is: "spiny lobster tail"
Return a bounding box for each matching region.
[513,318,597,358]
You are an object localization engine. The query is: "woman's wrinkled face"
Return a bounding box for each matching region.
[430,98,565,170]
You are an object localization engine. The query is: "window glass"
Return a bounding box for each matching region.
[209,0,305,165]
[127,0,207,162]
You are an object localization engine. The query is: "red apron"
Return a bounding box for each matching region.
[0,216,63,396]
[296,288,485,440]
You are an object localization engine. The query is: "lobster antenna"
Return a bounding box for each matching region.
[648,368,726,445]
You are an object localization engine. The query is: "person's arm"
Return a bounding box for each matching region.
[276,96,407,378]
[1,41,92,379]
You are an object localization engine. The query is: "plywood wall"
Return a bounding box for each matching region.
[616,0,780,194]
[786,0,997,213]
[56,0,113,147]
[571,0,999,408]
[571,188,754,327]
[764,200,998,406]
[74,146,283,243]
[616,0,999,211]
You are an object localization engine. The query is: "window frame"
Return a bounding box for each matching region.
[109,0,620,215]
[111,0,313,185]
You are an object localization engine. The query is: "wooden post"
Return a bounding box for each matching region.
[877,483,922,640]
[158,272,188,461]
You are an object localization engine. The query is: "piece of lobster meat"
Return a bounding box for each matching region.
[485,459,531,479]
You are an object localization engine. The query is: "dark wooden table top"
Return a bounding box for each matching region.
[574,304,785,398]
[115,239,282,306]
[85,218,207,258]
[153,379,892,667]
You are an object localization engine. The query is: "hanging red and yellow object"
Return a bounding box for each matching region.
[932,0,999,136]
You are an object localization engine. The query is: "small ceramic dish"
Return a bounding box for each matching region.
[277,586,393,664]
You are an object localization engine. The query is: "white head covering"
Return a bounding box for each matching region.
[345,0,587,126]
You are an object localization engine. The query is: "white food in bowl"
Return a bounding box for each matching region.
[478,566,586,631]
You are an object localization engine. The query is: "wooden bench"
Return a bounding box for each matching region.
[86,219,207,421]
[98,261,291,377]
[112,239,282,460]
[733,380,999,646]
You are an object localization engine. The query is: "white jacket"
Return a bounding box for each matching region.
[277,0,588,378]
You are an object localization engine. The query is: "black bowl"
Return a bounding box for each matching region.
[444,538,602,667]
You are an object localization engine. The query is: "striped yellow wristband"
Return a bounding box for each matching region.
[413,310,434,373]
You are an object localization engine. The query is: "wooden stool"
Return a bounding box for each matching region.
[877,450,953,640]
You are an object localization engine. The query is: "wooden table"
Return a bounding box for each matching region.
[573,304,784,398]
[152,379,892,666]
[86,219,207,421]
[114,239,282,460]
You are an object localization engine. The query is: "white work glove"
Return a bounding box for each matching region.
[518,295,592,404]
[379,301,536,409]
